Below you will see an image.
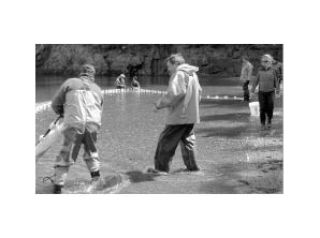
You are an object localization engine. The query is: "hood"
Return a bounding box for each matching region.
[176,63,199,74]
[79,73,95,82]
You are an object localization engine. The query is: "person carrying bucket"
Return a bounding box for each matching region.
[240,55,253,102]
[50,64,104,194]
[150,53,202,173]
[251,54,280,130]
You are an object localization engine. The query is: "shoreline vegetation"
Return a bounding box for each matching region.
[36,44,283,78]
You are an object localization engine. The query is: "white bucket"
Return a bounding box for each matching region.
[249,101,260,117]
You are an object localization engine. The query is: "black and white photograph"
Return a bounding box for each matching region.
[35,44,283,194]
[2,0,320,238]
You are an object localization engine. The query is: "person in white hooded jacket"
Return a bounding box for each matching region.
[151,54,202,173]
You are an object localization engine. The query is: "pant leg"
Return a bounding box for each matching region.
[258,91,267,125]
[154,125,188,172]
[54,127,77,186]
[180,124,199,171]
[266,91,275,124]
[243,81,250,101]
[83,130,101,174]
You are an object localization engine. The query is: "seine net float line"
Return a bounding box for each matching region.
[36,89,243,114]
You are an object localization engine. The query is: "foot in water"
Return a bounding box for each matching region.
[146,167,168,175]
[172,168,204,175]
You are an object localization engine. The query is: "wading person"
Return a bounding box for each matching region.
[131,76,141,89]
[251,54,280,130]
[114,73,126,89]
[150,54,202,173]
[272,59,283,88]
[51,64,104,194]
[240,56,253,102]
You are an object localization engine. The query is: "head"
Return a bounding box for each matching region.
[165,53,185,75]
[120,73,126,78]
[261,54,273,69]
[242,55,249,63]
[80,64,96,81]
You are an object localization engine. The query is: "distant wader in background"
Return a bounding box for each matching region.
[240,56,253,102]
[151,54,202,173]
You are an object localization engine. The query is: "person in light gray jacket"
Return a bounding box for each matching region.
[151,54,202,173]
[51,64,103,193]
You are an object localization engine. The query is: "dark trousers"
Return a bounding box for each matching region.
[72,129,98,161]
[258,91,275,125]
[154,124,199,172]
[242,81,250,102]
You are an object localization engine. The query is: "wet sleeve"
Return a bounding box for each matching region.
[157,72,187,109]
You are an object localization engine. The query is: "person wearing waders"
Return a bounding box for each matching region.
[150,54,202,173]
[240,56,253,102]
[251,54,280,130]
[51,64,103,194]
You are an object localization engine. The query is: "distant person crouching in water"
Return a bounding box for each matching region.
[115,73,126,89]
[251,54,280,130]
[240,56,253,102]
[149,53,202,174]
[131,76,141,89]
[51,64,104,193]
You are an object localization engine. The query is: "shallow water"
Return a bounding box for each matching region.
[35,76,283,194]
[36,75,242,102]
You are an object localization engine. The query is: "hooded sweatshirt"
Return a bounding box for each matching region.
[157,63,202,125]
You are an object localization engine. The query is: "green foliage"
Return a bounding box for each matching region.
[36,44,283,76]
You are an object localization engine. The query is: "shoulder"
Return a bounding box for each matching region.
[90,82,102,95]
[63,77,82,87]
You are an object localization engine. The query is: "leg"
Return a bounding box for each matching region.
[154,125,187,172]
[266,91,275,125]
[53,127,77,192]
[180,124,199,171]
[258,91,267,126]
[243,81,250,102]
[83,130,101,179]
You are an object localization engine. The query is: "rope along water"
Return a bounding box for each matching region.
[35,88,243,114]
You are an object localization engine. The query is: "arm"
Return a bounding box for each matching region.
[156,72,187,109]
[251,72,260,93]
[51,82,68,116]
[273,69,280,92]
[248,65,253,81]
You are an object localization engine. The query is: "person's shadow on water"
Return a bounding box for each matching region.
[125,170,160,183]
